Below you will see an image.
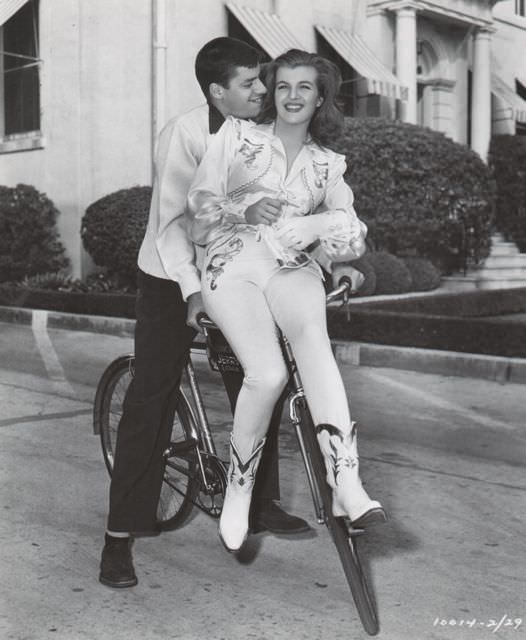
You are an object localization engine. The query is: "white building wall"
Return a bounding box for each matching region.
[1,0,525,276]
[165,0,228,119]
[0,0,152,277]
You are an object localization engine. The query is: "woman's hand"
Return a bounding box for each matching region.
[244,197,282,225]
[275,215,327,249]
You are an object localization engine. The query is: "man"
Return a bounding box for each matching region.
[99,37,309,589]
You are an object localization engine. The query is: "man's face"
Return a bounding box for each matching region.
[219,65,267,119]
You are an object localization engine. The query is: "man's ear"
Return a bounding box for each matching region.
[209,83,224,100]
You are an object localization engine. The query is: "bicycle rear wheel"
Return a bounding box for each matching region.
[94,355,199,530]
[294,397,380,636]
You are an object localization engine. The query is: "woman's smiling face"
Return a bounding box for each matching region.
[274,65,322,128]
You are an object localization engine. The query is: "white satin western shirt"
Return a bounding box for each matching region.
[186,117,367,272]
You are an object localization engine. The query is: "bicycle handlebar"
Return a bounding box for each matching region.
[197,278,354,329]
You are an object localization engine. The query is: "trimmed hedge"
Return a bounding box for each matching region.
[328,308,526,358]
[0,184,69,283]
[0,284,135,318]
[2,283,525,357]
[328,287,526,357]
[81,186,152,286]
[353,286,526,317]
[489,135,526,251]
[331,118,496,273]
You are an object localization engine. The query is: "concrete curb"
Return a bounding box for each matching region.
[2,304,526,385]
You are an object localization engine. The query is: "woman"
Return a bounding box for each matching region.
[187,49,386,552]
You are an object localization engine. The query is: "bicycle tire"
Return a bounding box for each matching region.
[94,354,199,530]
[294,397,380,636]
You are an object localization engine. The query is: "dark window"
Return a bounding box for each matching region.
[227,13,270,63]
[516,78,526,101]
[3,0,40,135]
[516,0,525,16]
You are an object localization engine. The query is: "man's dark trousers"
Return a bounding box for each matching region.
[107,269,282,533]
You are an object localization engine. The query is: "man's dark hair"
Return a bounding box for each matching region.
[195,37,262,99]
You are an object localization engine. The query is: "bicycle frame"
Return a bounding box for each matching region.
[95,277,380,634]
[280,333,325,524]
[183,279,354,524]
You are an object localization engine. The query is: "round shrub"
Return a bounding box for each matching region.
[402,256,441,291]
[331,118,496,274]
[0,184,69,283]
[81,186,152,286]
[489,135,526,251]
[366,251,413,295]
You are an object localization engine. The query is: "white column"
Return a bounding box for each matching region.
[396,5,417,124]
[471,27,492,162]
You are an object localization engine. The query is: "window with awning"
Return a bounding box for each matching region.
[491,73,526,124]
[226,2,305,61]
[315,25,408,102]
[0,0,30,26]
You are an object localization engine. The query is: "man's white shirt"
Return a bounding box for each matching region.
[138,103,217,300]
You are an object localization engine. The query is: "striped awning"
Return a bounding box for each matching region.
[226,2,305,59]
[491,74,526,124]
[0,0,29,26]
[315,25,408,101]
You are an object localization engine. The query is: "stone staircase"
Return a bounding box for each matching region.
[442,233,526,291]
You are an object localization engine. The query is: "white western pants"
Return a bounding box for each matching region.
[202,232,352,458]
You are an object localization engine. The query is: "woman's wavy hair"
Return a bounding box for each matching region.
[257,49,344,147]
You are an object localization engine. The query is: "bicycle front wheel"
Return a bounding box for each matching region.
[294,397,380,636]
[94,355,199,530]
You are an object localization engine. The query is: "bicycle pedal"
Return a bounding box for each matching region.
[342,518,365,536]
[163,439,199,460]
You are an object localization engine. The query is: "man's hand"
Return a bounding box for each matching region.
[244,197,282,225]
[331,265,365,293]
[186,291,206,332]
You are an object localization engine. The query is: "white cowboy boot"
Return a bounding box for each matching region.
[219,435,266,552]
[316,423,386,527]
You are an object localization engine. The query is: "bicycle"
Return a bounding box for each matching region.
[93,277,381,635]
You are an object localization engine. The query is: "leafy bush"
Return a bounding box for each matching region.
[331,118,495,273]
[363,251,412,295]
[18,270,72,291]
[0,184,69,283]
[489,135,526,251]
[81,186,151,286]
[15,267,136,294]
[402,257,441,291]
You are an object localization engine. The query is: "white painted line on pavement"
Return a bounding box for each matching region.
[365,370,516,431]
[31,310,75,394]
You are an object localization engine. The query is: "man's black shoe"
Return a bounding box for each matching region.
[99,534,138,588]
[251,501,311,535]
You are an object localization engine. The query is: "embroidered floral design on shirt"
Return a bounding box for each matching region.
[312,160,329,188]
[206,236,244,290]
[239,138,265,168]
